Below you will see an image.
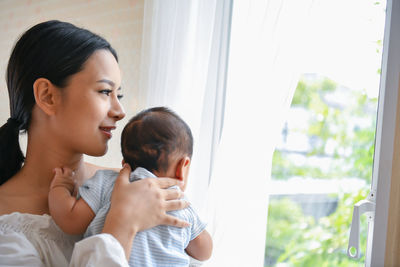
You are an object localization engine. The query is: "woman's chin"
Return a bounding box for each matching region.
[86,146,108,157]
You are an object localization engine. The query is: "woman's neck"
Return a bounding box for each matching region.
[15,133,88,194]
[0,134,88,215]
[21,153,85,191]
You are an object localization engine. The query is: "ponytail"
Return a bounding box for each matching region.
[0,118,25,185]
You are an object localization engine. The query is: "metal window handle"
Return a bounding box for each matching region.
[348,198,376,259]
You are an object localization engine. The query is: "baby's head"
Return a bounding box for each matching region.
[121,107,193,191]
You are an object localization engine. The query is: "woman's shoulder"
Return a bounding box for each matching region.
[0,183,39,216]
[0,212,80,265]
[0,212,51,233]
[0,212,80,243]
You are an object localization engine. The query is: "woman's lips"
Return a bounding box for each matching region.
[99,126,115,139]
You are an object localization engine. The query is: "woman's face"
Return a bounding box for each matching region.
[54,49,125,156]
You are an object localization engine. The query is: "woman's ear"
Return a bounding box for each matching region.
[33,78,60,116]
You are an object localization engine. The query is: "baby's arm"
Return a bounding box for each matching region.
[185,230,213,261]
[48,167,95,235]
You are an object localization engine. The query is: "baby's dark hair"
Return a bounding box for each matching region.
[121,107,193,173]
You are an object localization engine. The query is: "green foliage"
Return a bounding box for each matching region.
[272,76,377,183]
[265,198,314,266]
[272,150,334,179]
[291,78,335,108]
[266,75,377,266]
[265,190,368,267]
[266,2,383,265]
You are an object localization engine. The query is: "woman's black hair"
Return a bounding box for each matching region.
[0,20,118,185]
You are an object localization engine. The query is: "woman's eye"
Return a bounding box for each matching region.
[117,94,124,100]
[99,89,112,96]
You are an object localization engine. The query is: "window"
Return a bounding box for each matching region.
[264,1,387,266]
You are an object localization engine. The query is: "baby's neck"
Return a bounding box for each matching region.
[152,169,176,180]
[152,168,185,191]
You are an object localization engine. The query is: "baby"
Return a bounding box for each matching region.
[49,107,212,266]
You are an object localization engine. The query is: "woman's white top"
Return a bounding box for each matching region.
[0,212,129,267]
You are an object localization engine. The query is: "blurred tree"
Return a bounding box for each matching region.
[271,77,377,183]
[265,190,368,267]
[265,76,376,266]
[265,1,383,262]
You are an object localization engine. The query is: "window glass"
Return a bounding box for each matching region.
[264,1,386,266]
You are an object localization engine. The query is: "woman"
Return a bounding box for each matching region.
[0,20,189,266]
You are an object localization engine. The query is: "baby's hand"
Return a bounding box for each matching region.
[50,167,77,196]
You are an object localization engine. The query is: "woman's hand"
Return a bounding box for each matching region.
[101,163,190,258]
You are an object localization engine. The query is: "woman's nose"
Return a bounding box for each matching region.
[109,96,126,121]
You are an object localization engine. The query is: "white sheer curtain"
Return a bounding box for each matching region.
[205,1,313,266]
[139,0,313,266]
[139,0,231,211]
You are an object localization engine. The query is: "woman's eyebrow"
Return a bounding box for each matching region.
[96,79,122,90]
[97,79,115,87]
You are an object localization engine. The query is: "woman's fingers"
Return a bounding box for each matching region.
[156,177,184,189]
[115,163,132,187]
[164,188,183,200]
[164,199,189,212]
[163,214,191,228]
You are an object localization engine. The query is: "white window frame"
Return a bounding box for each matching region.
[367,0,400,265]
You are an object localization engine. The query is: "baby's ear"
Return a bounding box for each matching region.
[175,156,191,191]
[175,157,190,179]
[121,159,125,167]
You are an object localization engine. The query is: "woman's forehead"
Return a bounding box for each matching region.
[76,49,121,87]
